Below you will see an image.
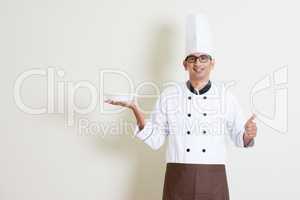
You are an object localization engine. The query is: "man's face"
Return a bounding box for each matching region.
[183,52,215,80]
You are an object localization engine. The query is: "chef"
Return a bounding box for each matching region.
[105,13,257,200]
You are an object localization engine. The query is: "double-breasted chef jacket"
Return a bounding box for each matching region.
[134,79,254,164]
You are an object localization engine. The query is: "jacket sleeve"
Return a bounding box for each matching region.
[226,92,255,148]
[133,94,169,150]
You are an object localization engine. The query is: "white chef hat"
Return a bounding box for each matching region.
[185,13,214,58]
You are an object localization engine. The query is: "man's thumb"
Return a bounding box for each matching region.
[248,114,256,123]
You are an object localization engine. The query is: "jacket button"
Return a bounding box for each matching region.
[186,148,190,152]
[203,96,207,99]
[203,130,206,134]
[202,149,206,152]
[203,113,207,116]
[187,113,191,117]
[187,131,191,135]
[188,96,192,100]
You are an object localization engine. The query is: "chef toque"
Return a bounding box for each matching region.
[185,13,214,58]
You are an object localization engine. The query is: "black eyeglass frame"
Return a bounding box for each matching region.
[184,54,213,63]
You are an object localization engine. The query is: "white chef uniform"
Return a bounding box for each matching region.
[133,80,254,164]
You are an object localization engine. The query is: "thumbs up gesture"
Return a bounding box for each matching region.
[244,114,257,140]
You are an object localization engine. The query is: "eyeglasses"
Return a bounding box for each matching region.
[185,54,212,63]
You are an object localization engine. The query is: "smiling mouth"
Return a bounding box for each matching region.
[193,67,204,73]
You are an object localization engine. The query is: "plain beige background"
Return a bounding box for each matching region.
[1,0,299,199]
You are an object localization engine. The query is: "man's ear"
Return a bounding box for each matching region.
[211,59,215,70]
[183,61,187,70]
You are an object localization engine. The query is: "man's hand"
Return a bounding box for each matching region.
[104,99,135,109]
[243,114,257,146]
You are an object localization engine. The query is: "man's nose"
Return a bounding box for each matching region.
[194,59,202,65]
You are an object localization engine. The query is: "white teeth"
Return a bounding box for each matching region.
[193,68,204,72]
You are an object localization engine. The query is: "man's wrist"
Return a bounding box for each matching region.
[129,103,137,110]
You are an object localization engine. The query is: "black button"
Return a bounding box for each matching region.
[188,96,192,100]
[187,113,191,117]
[203,113,207,116]
[203,130,206,134]
[203,96,207,99]
[187,131,191,135]
[186,148,190,152]
[202,149,206,152]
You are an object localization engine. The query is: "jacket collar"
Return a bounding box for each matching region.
[186,80,211,95]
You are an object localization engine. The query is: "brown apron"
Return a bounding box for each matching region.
[162,163,230,200]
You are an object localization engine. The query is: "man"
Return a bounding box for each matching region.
[105,13,257,200]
